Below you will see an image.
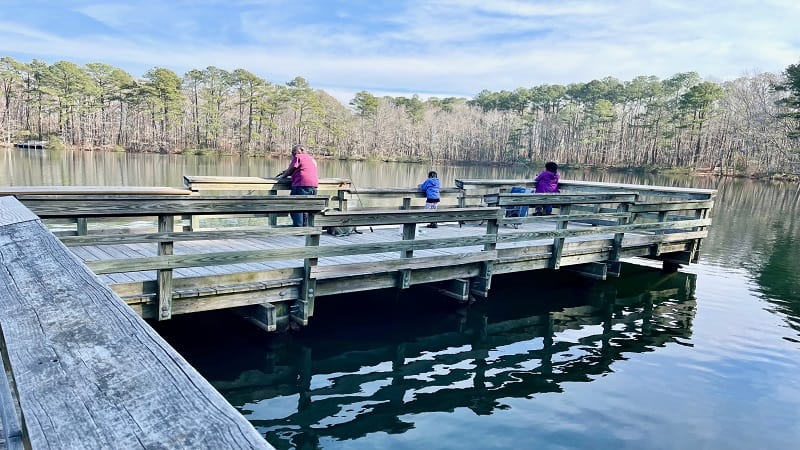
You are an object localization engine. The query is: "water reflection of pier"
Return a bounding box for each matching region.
[186,267,696,448]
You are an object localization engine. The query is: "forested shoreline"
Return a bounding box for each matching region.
[1,56,799,176]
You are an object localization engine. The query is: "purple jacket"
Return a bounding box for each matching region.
[534,170,559,193]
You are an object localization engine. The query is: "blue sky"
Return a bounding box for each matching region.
[1,0,799,103]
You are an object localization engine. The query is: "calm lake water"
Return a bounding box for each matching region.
[3,148,800,449]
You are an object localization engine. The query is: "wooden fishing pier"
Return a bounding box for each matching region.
[12,141,47,150]
[2,177,714,330]
[0,176,715,448]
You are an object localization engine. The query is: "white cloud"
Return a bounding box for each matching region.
[0,0,797,103]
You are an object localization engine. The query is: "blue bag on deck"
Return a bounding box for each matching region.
[504,186,530,217]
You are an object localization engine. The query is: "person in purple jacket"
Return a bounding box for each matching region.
[534,161,559,215]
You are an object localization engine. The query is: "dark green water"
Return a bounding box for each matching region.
[3,148,800,449]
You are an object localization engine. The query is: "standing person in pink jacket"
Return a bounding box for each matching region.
[534,161,559,215]
[276,144,319,226]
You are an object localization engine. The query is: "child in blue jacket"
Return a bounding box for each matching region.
[419,171,441,228]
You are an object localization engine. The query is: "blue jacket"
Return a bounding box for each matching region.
[419,177,441,200]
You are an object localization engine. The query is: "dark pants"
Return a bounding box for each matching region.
[290,186,317,226]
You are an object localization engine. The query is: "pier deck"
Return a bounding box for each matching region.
[0,197,271,449]
[6,177,715,332]
[0,177,715,447]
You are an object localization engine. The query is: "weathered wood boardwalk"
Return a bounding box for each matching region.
[0,176,715,448]
[0,196,271,449]
[7,177,715,333]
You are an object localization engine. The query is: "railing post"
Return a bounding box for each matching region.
[401,197,411,210]
[337,189,348,211]
[268,189,279,227]
[690,206,709,263]
[399,222,416,289]
[472,212,498,297]
[76,217,88,236]
[157,214,174,320]
[180,214,194,232]
[550,204,571,269]
[293,215,319,326]
[652,210,668,256]
[610,197,634,261]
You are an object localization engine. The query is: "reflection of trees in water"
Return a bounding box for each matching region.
[756,224,800,331]
[185,268,697,449]
[699,178,800,264]
[703,177,800,331]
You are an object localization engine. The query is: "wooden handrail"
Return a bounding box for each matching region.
[0,196,270,449]
[0,186,191,196]
[488,192,638,206]
[183,175,350,191]
[18,195,330,218]
[315,207,501,227]
[456,178,717,200]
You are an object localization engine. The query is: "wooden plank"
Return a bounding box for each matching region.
[499,211,629,226]
[0,344,25,450]
[629,200,714,213]
[559,179,716,199]
[497,218,711,243]
[425,278,471,302]
[311,251,498,279]
[183,176,350,191]
[18,196,329,218]
[112,267,304,297]
[315,207,501,227]
[0,216,269,448]
[59,226,322,246]
[456,178,716,199]
[564,262,608,280]
[550,205,571,269]
[0,196,38,226]
[410,265,483,286]
[400,222,417,289]
[0,186,191,196]
[347,188,463,198]
[493,192,638,206]
[455,178,540,189]
[138,288,300,319]
[157,215,174,321]
[611,201,632,261]
[232,303,277,332]
[300,216,320,321]
[85,233,495,274]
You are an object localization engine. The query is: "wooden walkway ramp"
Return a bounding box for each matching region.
[0,196,271,449]
[7,178,715,334]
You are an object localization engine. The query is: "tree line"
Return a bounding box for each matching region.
[1,56,799,175]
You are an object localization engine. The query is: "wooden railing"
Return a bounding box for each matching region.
[4,178,715,329]
[0,196,270,449]
[18,194,330,322]
[483,189,713,277]
[183,175,351,226]
[183,175,351,193]
[456,178,716,200]
[11,192,500,325]
[342,187,466,210]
